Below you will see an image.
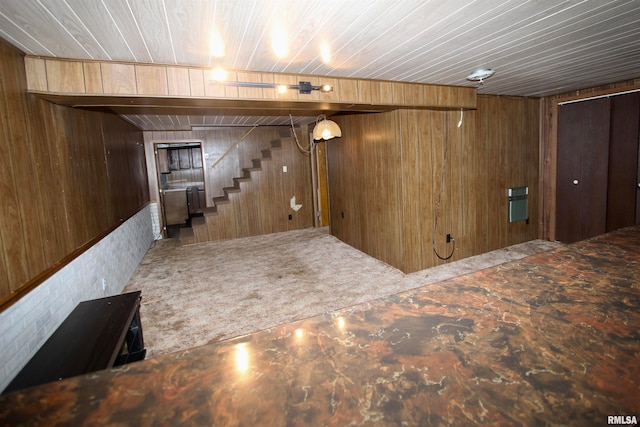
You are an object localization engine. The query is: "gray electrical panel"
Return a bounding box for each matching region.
[508,186,528,223]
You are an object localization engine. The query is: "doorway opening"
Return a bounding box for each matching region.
[155,142,205,239]
[312,139,330,227]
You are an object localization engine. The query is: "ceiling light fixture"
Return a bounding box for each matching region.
[312,115,342,141]
[214,79,333,95]
[466,68,495,84]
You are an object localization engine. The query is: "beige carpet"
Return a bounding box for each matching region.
[124,227,561,358]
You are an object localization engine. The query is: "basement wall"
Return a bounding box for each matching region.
[0,36,150,305]
[328,95,540,273]
[0,37,152,390]
[0,206,153,391]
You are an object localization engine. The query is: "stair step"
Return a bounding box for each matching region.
[179,227,194,238]
[223,186,241,193]
[270,139,283,149]
[178,227,195,245]
[180,136,285,247]
[237,170,252,179]
[212,196,230,205]
[191,216,206,227]
[202,206,218,217]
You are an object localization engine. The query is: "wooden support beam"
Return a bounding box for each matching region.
[24,57,476,112]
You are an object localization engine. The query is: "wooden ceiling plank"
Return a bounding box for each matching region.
[125,0,174,64]
[0,1,85,58]
[164,0,213,66]
[3,0,640,102]
[64,0,137,62]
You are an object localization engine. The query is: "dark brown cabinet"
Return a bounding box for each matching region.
[191,147,203,169]
[178,148,191,169]
[168,147,203,171]
[3,292,145,394]
[164,189,189,225]
[187,185,206,214]
[168,149,180,170]
[556,93,640,243]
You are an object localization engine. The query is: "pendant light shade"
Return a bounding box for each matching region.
[312,115,342,141]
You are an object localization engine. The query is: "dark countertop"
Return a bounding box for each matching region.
[162,181,204,191]
[1,227,639,426]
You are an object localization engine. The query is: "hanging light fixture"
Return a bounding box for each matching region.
[210,77,333,95]
[312,115,342,141]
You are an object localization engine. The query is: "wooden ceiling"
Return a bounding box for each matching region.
[1,0,639,130]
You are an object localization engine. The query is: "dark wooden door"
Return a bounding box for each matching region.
[556,98,611,243]
[637,141,640,225]
[607,92,640,232]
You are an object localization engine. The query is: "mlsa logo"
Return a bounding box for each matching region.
[608,415,638,425]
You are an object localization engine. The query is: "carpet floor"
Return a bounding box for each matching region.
[124,227,561,358]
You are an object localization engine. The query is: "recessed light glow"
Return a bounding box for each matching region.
[210,67,227,81]
[277,85,287,94]
[271,25,289,58]
[320,42,331,63]
[271,11,289,58]
[210,29,225,57]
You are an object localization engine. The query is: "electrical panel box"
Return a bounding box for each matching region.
[508,186,528,223]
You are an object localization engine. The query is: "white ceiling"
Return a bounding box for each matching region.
[1,0,639,130]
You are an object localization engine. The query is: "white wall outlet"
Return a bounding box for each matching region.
[283,165,288,173]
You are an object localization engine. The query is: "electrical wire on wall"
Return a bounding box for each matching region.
[289,113,315,155]
[432,115,456,261]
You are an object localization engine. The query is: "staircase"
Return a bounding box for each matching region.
[178,138,284,245]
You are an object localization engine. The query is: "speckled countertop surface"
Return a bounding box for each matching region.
[1,227,639,426]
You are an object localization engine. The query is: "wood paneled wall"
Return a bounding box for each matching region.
[469,96,540,249]
[0,39,149,309]
[328,95,540,273]
[326,112,404,268]
[144,126,314,237]
[540,78,640,241]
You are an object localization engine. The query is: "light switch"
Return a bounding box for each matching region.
[283,165,288,173]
